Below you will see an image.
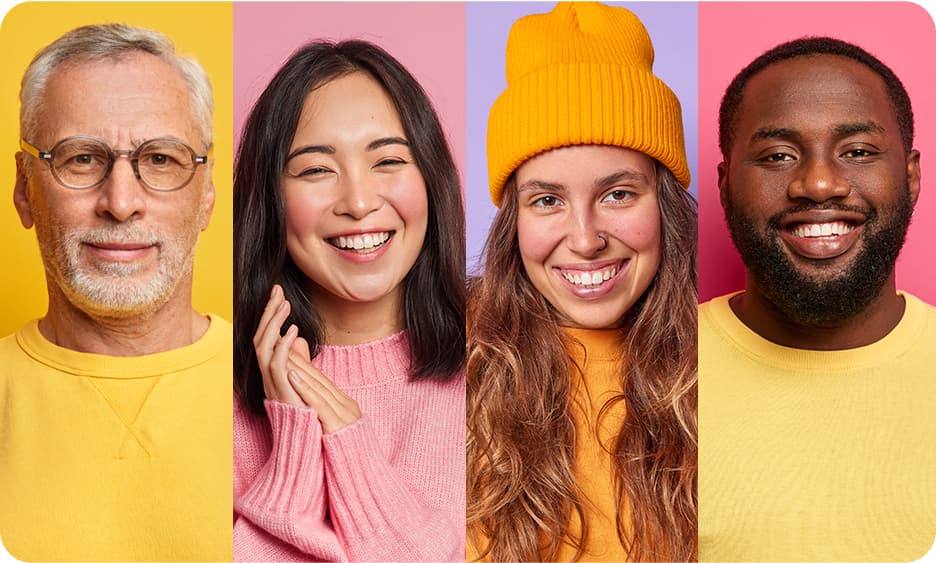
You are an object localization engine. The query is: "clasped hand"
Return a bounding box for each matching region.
[253,284,362,433]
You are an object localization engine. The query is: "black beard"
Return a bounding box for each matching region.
[724,187,913,327]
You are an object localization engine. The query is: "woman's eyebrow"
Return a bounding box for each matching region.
[367,137,409,151]
[517,179,566,193]
[596,169,651,189]
[286,144,335,162]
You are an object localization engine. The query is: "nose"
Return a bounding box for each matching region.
[333,171,382,219]
[94,158,146,222]
[565,208,606,257]
[787,156,850,202]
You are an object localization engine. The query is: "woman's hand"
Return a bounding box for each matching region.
[287,355,362,433]
[252,284,306,406]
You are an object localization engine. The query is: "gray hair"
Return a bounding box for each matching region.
[20,23,213,149]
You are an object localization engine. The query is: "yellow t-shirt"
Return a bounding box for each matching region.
[699,292,936,562]
[0,315,233,561]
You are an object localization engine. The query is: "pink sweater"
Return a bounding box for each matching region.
[233,331,466,562]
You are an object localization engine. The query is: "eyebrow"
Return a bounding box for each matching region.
[286,144,335,162]
[596,169,651,189]
[750,127,797,142]
[834,121,885,136]
[367,137,409,151]
[517,169,652,194]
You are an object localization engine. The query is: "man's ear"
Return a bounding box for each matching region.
[13,152,34,229]
[717,160,730,211]
[199,178,215,231]
[907,149,921,208]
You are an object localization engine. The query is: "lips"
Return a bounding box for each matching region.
[84,241,157,262]
[554,259,627,298]
[777,209,867,260]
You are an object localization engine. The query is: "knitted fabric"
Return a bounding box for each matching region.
[233,331,466,561]
[486,1,689,205]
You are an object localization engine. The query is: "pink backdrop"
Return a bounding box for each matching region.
[233,2,466,188]
[698,2,936,304]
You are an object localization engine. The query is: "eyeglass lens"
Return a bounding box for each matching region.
[51,138,198,190]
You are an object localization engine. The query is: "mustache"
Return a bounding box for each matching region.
[74,225,162,246]
[766,202,876,231]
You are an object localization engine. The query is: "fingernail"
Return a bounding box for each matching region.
[270,285,278,298]
[288,370,299,382]
[288,324,298,335]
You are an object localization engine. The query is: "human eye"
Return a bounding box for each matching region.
[55,143,107,170]
[602,189,635,204]
[531,194,562,208]
[759,152,796,163]
[291,166,333,179]
[375,157,407,168]
[841,147,880,160]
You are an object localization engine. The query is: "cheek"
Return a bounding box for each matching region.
[517,213,560,264]
[606,204,661,254]
[283,187,327,240]
[388,172,429,237]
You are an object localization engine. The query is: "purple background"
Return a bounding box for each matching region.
[465,2,699,273]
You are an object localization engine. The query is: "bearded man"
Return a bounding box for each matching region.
[699,37,936,562]
[0,24,231,561]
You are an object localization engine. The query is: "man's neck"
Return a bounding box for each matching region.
[39,286,209,357]
[729,276,905,350]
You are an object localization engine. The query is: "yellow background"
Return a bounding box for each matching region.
[0,2,233,336]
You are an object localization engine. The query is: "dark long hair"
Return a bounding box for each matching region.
[467,164,698,561]
[234,40,465,415]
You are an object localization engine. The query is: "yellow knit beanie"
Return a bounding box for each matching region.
[487,1,690,205]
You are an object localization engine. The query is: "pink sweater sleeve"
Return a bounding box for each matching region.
[323,415,464,561]
[234,401,463,562]
[234,400,346,561]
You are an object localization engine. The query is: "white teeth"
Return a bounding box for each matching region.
[561,266,618,287]
[792,221,854,238]
[332,231,391,251]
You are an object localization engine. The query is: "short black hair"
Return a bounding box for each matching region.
[718,36,914,159]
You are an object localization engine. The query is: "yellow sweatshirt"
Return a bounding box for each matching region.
[699,292,936,562]
[0,315,233,561]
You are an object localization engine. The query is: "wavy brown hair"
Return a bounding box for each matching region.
[467,164,698,562]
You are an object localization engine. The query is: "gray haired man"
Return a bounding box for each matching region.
[0,24,231,561]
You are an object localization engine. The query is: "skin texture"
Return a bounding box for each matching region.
[13,53,215,356]
[515,145,662,329]
[283,71,428,344]
[718,54,921,349]
[255,72,429,432]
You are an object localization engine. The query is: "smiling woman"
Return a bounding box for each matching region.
[467,3,698,561]
[232,40,465,561]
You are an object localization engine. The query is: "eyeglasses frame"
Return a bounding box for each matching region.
[19,136,213,192]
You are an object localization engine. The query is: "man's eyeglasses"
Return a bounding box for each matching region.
[19,136,212,192]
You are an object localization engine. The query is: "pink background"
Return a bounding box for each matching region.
[698,2,936,304]
[233,2,466,188]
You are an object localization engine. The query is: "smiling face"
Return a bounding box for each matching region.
[514,145,661,329]
[720,54,920,324]
[282,71,428,319]
[14,53,214,318]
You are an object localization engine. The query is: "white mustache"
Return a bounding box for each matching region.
[76,227,162,247]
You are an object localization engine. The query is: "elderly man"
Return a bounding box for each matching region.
[0,24,231,561]
[699,37,936,561]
